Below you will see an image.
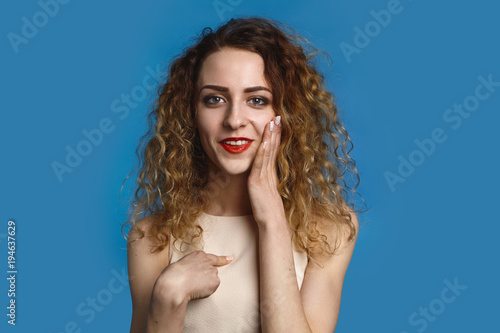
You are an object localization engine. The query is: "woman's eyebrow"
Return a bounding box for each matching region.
[199,85,272,94]
[243,86,271,93]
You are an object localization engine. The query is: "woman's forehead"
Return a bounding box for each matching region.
[197,48,269,90]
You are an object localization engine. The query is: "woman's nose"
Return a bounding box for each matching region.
[223,101,248,129]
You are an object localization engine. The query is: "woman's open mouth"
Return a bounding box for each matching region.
[219,139,253,154]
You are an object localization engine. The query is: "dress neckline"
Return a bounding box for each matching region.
[201,211,254,219]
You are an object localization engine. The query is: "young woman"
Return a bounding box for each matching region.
[124,17,362,333]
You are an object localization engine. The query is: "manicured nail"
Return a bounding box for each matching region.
[275,116,281,126]
[263,141,267,150]
[270,120,274,132]
[226,256,234,262]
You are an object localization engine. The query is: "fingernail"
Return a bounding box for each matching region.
[263,141,267,150]
[270,120,274,132]
[275,116,281,126]
[226,256,234,262]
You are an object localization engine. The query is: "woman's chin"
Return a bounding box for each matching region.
[217,161,252,177]
[224,166,251,176]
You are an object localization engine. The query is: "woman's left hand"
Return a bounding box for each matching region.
[247,116,286,226]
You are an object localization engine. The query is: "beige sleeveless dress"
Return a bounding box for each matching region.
[169,212,309,333]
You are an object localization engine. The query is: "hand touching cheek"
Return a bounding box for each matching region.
[247,116,286,226]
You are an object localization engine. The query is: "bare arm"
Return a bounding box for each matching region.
[248,118,359,331]
[300,211,359,332]
[258,209,358,332]
[127,216,176,333]
[145,283,188,333]
[127,216,232,333]
[258,216,312,332]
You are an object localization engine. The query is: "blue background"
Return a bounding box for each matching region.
[1,0,499,332]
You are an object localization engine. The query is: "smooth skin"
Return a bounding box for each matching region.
[127,47,358,333]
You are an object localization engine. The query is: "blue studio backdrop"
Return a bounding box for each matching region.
[1,0,499,332]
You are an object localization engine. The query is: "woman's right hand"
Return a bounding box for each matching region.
[152,250,233,306]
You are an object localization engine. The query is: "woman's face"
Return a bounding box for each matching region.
[195,47,276,176]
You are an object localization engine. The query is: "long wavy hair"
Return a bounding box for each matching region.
[122,17,365,262]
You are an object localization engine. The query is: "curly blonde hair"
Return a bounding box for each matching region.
[121,17,365,262]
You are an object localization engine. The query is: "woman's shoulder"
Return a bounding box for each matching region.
[127,215,172,333]
[314,204,359,236]
[309,204,359,260]
[127,214,171,260]
[305,204,359,269]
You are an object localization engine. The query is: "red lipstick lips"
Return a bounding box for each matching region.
[219,137,254,154]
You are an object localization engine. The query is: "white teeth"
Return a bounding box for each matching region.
[223,140,250,146]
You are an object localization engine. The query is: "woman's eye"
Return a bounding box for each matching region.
[249,97,268,106]
[204,96,224,105]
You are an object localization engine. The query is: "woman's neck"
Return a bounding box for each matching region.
[203,168,253,216]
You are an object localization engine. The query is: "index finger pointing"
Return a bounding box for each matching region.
[206,254,234,266]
